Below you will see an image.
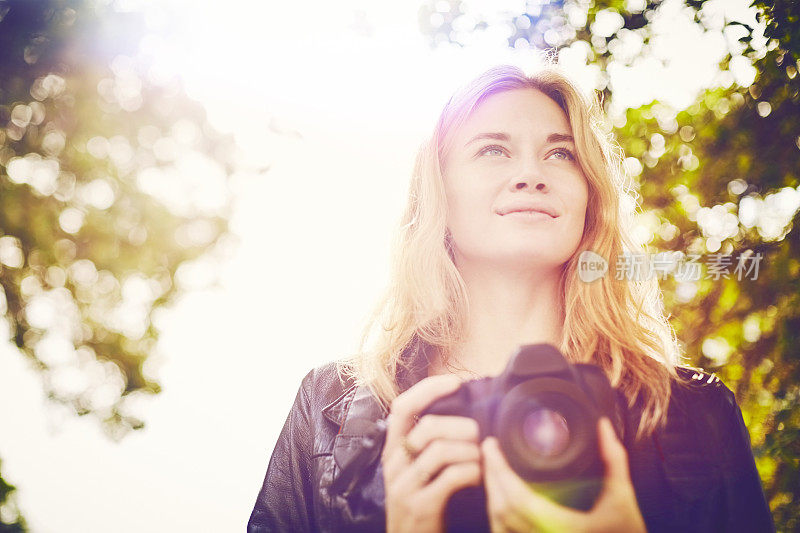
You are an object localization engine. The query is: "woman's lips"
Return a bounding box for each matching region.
[502,210,555,221]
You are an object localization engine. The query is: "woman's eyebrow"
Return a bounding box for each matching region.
[464,132,574,147]
[464,132,510,147]
[545,133,575,144]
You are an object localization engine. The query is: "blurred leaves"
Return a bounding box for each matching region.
[0,0,236,528]
[612,3,800,527]
[420,0,800,528]
[0,458,26,532]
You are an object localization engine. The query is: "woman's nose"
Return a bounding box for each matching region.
[512,180,547,191]
[510,158,549,192]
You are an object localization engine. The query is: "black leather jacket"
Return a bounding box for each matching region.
[247,339,775,532]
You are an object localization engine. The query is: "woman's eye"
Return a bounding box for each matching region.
[478,144,507,157]
[551,148,576,161]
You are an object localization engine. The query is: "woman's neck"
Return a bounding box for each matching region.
[429,260,564,380]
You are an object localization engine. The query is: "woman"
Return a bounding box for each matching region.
[247,63,775,532]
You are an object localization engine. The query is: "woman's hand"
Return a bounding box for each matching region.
[382,375,483,533]
[481,417,647,533]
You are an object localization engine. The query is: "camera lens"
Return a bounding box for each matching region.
[521,408,570,457]
[496,378,598,482]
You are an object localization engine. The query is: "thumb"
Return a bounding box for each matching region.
[597,417,632,493]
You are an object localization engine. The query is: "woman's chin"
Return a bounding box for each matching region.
[466,251,570,272]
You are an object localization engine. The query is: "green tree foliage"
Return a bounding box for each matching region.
[0,0,235,528]
[421,0,798,528]
[0,459,25,532]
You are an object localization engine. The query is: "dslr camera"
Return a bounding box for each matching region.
[419,343,627,531]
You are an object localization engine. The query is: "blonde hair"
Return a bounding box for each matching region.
[337,62,686,441]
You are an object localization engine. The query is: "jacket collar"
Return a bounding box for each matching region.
[320,336,434,427]
[396,336,434,393]
[321,384,358,427]
[325,338,433,498]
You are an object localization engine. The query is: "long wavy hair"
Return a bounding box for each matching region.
[337,62,687,441]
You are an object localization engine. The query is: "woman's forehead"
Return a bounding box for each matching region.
[455,89,572,141]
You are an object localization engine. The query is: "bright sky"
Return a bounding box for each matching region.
[0,0,763,531]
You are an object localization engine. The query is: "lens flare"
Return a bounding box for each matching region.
[522,408,570,457]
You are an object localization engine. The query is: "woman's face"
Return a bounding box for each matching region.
[441,88,589,271]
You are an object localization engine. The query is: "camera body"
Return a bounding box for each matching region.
[419,343,626,528]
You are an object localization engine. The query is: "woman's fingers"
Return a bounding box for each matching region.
[395,439,481,490]
[383,375,464,481]
[384,374,462,456]
[423,461,482,503]
[597,417,632,494]
[482,437,576,531]
[407,414,480,451]
[483,437,533,532]
[593,417,647,531]
[482,437,535,502]
[385,415,480,482]
[480,422,646,533]
[481,438,511,532]
[381,375,482,533]
[483,454,531,533]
